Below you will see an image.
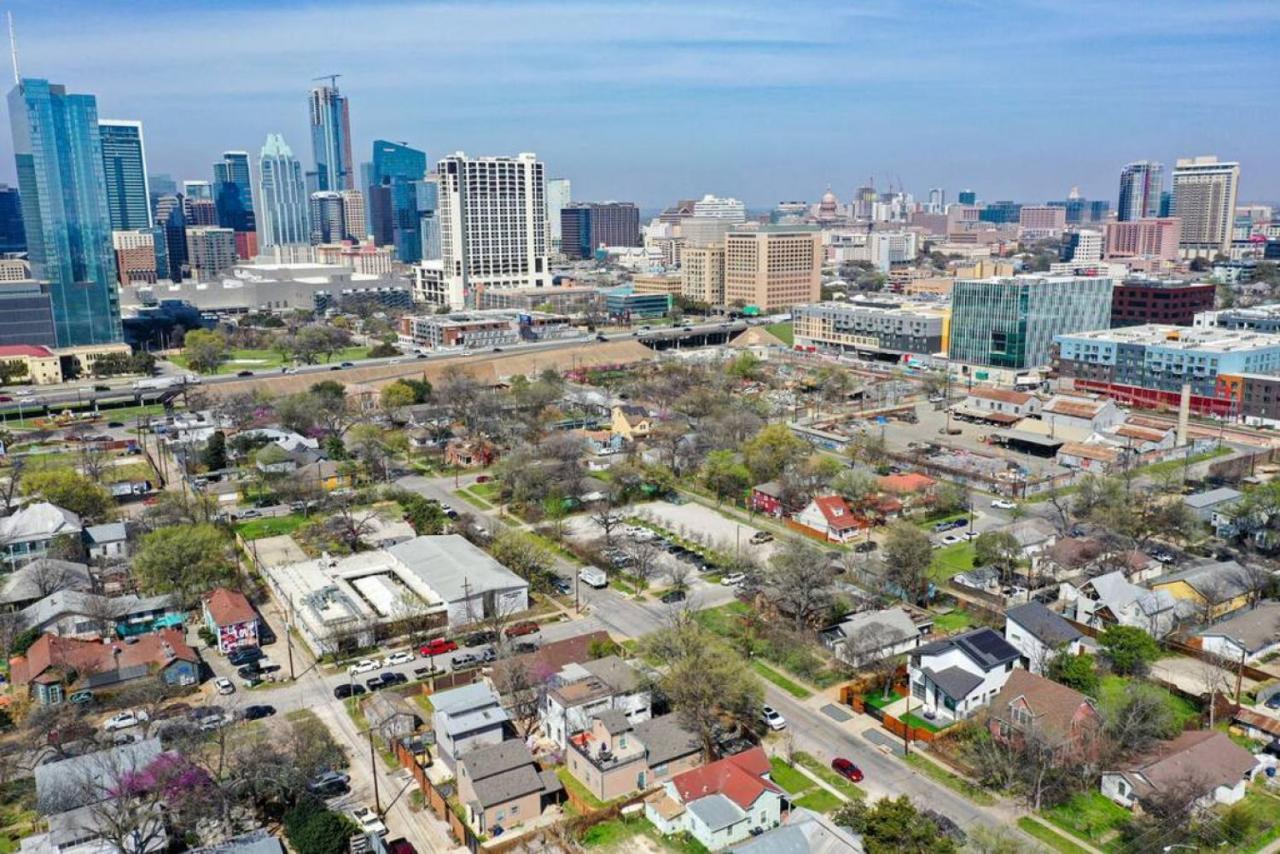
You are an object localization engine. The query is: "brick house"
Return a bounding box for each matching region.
[749,482,784,517]
[565,711,701,803]
[201,587,259,654]
[988,670,1102,762]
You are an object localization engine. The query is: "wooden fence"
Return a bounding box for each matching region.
[881,712,937,743]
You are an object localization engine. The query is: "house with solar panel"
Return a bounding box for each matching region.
[908,627,1021,722]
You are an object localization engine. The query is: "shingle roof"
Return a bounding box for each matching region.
[922,665,983,700]
[0,502,82,543]
[35,738,163,813]
[1114,730,1255,801]
[10,629,196,688]
[84,522,127,544]
[1197,601,1280,654]
[0,559,92,606]
[672,746,777,811]
[203,587,256,626]
[1005,602,1082,647]
[991,669,1097,743]
[596,709,631,735]
[811,495,860,530]
[877,473,937,494]
[686,793,745,832]
[829,607,918,649]
[460,739,536,782]
[632,713,702,767]
[1153,560,1252,602]
[730,807,866,854]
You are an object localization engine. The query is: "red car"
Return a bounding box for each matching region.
[419,638,458,656]
[504,620,539,638]
[831,757,864,783]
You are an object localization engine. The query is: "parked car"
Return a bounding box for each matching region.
[383,651,415,667]
[749,531,773,544]
[1265,693,1280,710]
[351,807,388,837]
[214,678,235,695]
[228,645,262,666]
[463,630,497,647]
[333,684,367,700]
[412,665,443,680]
[551,577,573,596]
[419,638,459,657]
[236,370,254,377]
[348,659,381,675]
[383,671,408,686]
[504,621,539,638]
[240,705,275,721]
[760,705,786,731]
[660,589,687,604]
[340,361,356,368]
[366,675,390,692]
[103,710,148,732]
[831,757,864,782]
[237,664,264,680]
[854,540,878,553]
[512,641,539,654]
[939,533,963,546]
[451,653,480,670]
[308,771,351,796]
[720,572,746,586]
[579,566,608,589]
[991,499,1016,510]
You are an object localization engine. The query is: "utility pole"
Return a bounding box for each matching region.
[285,594,296,681]
[368,728,382,814]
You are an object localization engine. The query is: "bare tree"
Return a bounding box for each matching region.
[625,537,665,591]
[666,558,693,592]
[1228,561,1276,608]
[0,454,25,513]
[27,556,87,599]
[763,539,833,631]
[1197,652,1236,727]
[491,654,557,739]
[77,442,111,483]
[845,623,903,700]
[590,504,626,550]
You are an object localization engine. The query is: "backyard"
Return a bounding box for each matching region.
[1043,791,1130,850]
[236,514,310,540]
[0,779,38,854]
[930,541,978,582]
[579,815,709,853]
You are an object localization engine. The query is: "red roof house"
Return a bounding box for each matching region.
[645,747,785,848]
[202,587,259,653]
[793,494,865,542]
[877,472,937,496]
[10,628,198,705]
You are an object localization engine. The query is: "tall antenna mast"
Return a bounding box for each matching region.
[8,12,20,86]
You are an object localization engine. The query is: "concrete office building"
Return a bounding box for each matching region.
[1194,304,1280,334]
[1118,161,1163,222]
[1111,279,1214,328]
[1103,218,1182,262]
[692,194,745,222]
[185,227,237,281]
[681,244,725,305]
[1054,325,1280,416]
[0,259,28,281]
[437,152,549,298]
[98,120,151,231]
[546,177,571,253]
[340,189,367,242]
[723,226,821,311]
[1018,206,1068,237]
[948,275,1113,369]
[1172,156,1239,259]
[560,202,640,259]
[0,280,56,347]
[793,299,946,359]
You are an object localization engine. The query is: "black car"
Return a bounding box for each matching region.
[660,589,686,604]
[366,675,389,692]
[854,541,878,553]
[333,684,367,700]
[92,384,110,392]
[241,705,275,721]
[228,647,263,667]
[107,421,124,428]
[492,347,503,352]
[236,664,262,680]
[513,641,538,654]
[463,630,497,647]
[384,671,408,686]
[340,361,355,368]
[236,370,254,377]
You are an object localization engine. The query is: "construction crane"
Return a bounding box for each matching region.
[312,73,342,88]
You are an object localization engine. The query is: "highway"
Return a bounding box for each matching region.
[0,320,746,416]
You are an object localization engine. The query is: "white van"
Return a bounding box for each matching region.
[578,566,608,588]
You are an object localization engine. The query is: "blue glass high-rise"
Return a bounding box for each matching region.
[0,184,25,253]
[8,78,121,345]
[99,120,152,230]
[308,83,353,192]
[371,140,426,263]
[213,151,256,233]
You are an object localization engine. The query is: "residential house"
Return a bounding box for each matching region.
[295,457,356,491]
[822,607,928,668]
[1041,394,1123,434]
[998,518,1058,560]
[953,565,1001,594]
[19,590,181,639]
[1060,571,1176,638]
[1102,730,1256,809]
[0,558,92,610]
[610,404,652,440]
[456,740,563,835]
[729,807,865,854]
[566,711,702,803]
[876,472,937,502]
[189,829,283,854]
[1195,601,1280,663]
[1149,560,1252,622]
[988,670,1102,761]
[445,438,498,469]
[253,444,299,475]
[10,628,199,706]
[957,388,1042,424]
[646,747,784,851]
[431,682,510,770]
[542,655,651,749]
[1003,602,1084,674]
[366,692,422,746]
[0,503,83,568]
[202,587,260,654]
[750,482,784,518]
[1183,488,1244,525]
[793,495,864,543]
[237,427,319,454]
[1037,538,1105,581]
[82,522,128,564]
[576,429,625,456]
[908,627,1021,722]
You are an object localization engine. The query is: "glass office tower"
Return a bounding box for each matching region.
[255,133,310,248]
[99,120,152,230]
[9,78,122,345]
[371,139,427,263]
[213,151,256,233]
[308,82,353,192]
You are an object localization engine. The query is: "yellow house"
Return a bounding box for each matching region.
[297,458,357,491]
[1149,561,1251,622]
[610,404,651,440]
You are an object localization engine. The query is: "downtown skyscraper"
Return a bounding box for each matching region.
[369,139,426,263]
[1171,155,1239,259]
[8,77,121,345]
[99,119,152,230]
[308,78,354,192]
[213,152,256,232]
[255,133,310,248]
[1117,161,1163,222]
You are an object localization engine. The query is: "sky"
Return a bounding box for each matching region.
[1,0,1277,209]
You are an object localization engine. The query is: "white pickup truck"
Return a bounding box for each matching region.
[578,566,608,589]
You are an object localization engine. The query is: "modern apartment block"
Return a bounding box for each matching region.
[1110,279,1214,327]
[793,299,947,359]
[1018,205,1067,237]
[112,229,159,284]
[546,177,571,252]
[722,226,821,311]
[397,310,574,349]
[1117,161,1164,221]
[691,194,745,222]
[1171,156,1239,259]
[1194,304,1280,334]
[947,275,1113,369]
[437,152,550,299]
[184,226,238,281]
[1053,325,1280,415]
[680,243,725,305]
[1103,218,1182,262]
[559,202,640,259]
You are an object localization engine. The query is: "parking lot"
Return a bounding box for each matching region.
[635,499,780,562]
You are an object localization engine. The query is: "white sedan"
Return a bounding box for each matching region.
[103,710,149,732]
[940,533,964,546]
[351,807,388,837]
[348,659,381,675]
[991,499,1017,510]
[383,651,415,667]
[720,572,746,587]
[214,677,235,695]
[761,705,787,731]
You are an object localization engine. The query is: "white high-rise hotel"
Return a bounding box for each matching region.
[1171,155,1239,260]
[438,152,550,300]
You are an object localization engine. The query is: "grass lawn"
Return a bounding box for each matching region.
[930,541,978,581]
[469,480,501,500]
[556,766,608,810]
[454,488,492,510]
[900,712,946,733]
[171,346,371,375]
[862,689,903,710]
[793,789,842,813]
[0,779,39,854]
[236,513,309,540]
[769,756,815,794]
[931,610,974,633]
[764,322,794,345]
[1017,817,1093,854]
[794,752,865,801]
[1138,445,1231,478]
[580,816,710,853]
[694,600,751,636]
[1044,791,1130,845]
[903,753,997,806]
[1096,674,1199,728]
[752,660,813,699]
[103,460,155,484]
[2,402,168,431]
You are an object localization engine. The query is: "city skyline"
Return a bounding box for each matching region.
[0,0,1275,208]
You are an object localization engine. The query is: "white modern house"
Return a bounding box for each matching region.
[1003,602,1084,674]
[908,627,1021,722]
[1060,571,1177,638]
[541,656,651,749]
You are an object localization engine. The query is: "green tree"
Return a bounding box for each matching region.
[182,328,227,374]
[20,468,115,523]
[379,381,416,412]
[394,492,447,535]
[1045,651,1099,694]
[1099,625,1160,676]
[973,530,1022,586]
[201,430,227,472]
[740,423,808,483]
[881,522,934,605]
[830,468,879,508]
[701,450,751,505]
[283,797,355,854]
[132,524,235,607]
[831,796,957,854]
